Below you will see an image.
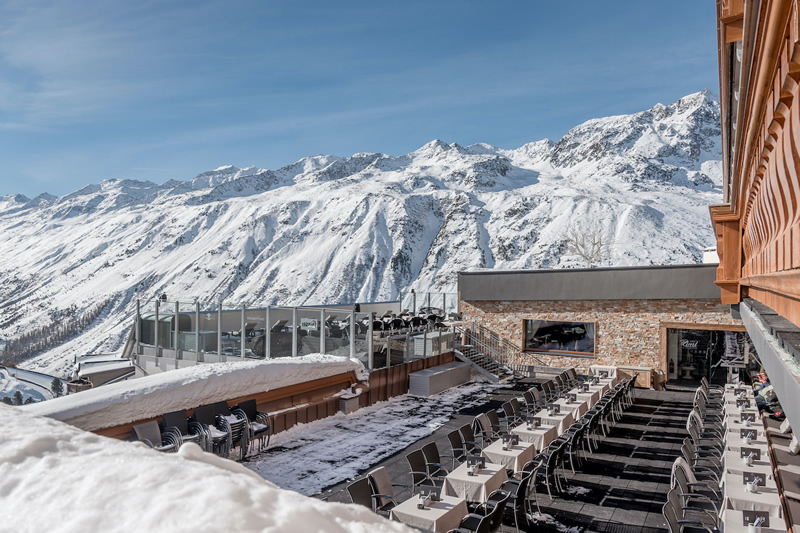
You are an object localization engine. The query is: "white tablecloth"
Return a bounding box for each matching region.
[723,470,783,517]
[589,365,617,378]
[510,423,557,451]
[444,461,508,502]
[481,439,536,473]
[569,387,601,408]
[390,494,468,533]
[721,508,788,532]
[554,397,588,419]
[533,408,575,434]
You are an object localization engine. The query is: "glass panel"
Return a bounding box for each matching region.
[353,312,370,368]
[267,307,295,358]
[323,310,351,357]
[177,302,198,351]
[157,301,176,349]
[197,307,220,354]
[242,307,268,359]
[219,305,243,356]
[138,301,156,346]
[297,308,322,356]
[524,320,595,356]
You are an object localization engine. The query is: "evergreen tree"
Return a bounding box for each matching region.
[12,391,23,405]
[24,396,35,404]
[51,377,64,398]
[1,397,11,405]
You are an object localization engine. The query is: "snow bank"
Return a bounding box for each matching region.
[22,354,361,431]
[0,405,412,533]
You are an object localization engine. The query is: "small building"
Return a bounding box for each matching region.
[458,263,747,384]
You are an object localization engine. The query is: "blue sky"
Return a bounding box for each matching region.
[0,1,719,197]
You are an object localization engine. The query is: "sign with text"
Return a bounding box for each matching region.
[740,412,756,422]
[739,428,758,439]
[742,471,764,484]
[740,447,761,461]
[741,510,769,527]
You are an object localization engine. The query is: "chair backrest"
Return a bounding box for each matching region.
[484,489,510,533]
[511,472,533,513]
[567,368,577,381]
[235,399,258,422]
[347,477,373,509]
[530,388,543,403]
[510,398,522,418]
[662,500,681,533]
[459,424,477,448]
[447,430,465,462]
[192,401,232,426]
[406,449,430,488]
[160,410,190,435]
[133,421,162,446]
[421,442,443,476]
[458,513,491,533]
[367,466,394,507]
[475,413,493,437]
[501,402,515,422]
[486,410,502,431]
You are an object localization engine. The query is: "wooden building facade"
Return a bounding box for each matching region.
[711,0,800,323]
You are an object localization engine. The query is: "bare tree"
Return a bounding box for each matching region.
[565,223,610,268]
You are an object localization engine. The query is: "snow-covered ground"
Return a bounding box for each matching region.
[0,404,414,533]
[0,91,723,377]
[248,380,499,495]
[0,367,49,403]
[23,354,361,431]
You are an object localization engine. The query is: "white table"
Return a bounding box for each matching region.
[568,387,600,408]
[390,494,468,533]
[723,470,783,517]
[444,461,508,502]
[511,423,557,451]
[533,408,575,434]
[554,397,588,419]
[721,508,787,532]
[589,365,617,378]
[481,439,536,473]
[725,429,768,452]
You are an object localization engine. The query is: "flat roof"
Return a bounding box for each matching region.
[459,263,720,301]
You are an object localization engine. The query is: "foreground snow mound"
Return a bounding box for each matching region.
[22,354,361,431]
[0,406,412,533]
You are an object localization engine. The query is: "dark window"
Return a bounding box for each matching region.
[523,320,595,356]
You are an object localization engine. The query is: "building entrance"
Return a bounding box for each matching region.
[666,328,750,382]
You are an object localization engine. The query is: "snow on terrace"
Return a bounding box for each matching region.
[248,381,499,496]
[0,405,413,533]
[22,354,361,431]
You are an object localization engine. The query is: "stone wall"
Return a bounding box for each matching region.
[460,298,743,373]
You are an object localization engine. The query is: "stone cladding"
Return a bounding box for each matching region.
[460,298,742,373]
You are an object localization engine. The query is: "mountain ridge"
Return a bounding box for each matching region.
[0,90,723,376]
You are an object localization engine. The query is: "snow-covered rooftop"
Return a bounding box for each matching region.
[0,404,412,532]
[23,354,362,432]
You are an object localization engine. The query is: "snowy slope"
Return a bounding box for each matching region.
[0,91,723,375]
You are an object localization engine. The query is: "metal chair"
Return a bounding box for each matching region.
[132,420,180,452]
[421,441,451,480]
[406,449,438,493]
[447,429,468,467]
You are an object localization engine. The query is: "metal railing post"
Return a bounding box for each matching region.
[367,314,374,370]
[240,303,246,359]
[320,309,326,354]
[195,301,200,354]
[217,303,222,359]
[135,299,141,355]
[154,299,160,357]
[291,307,298,357]
[265,306,271,359]
[174,301,179,356]
[349,309,356,361]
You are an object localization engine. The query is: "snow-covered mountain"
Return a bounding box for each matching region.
[0,90,722,375]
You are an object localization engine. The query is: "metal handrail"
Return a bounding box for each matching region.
[455,322,546,369]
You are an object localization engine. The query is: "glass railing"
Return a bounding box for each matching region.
[135,291,458,370]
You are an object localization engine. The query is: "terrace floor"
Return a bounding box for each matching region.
[318,378,698,533]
